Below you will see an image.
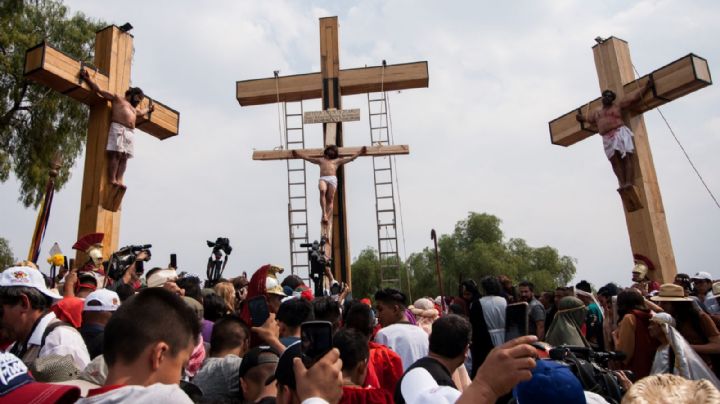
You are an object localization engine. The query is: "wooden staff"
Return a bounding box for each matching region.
[430,229,446,312]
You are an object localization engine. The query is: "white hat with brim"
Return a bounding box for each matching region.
[400,367,461,404]
[691,271,713,282]
[650,283,693,302]
[146,268,178,288]
[0,266,62,300]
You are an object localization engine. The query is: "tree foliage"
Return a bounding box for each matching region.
[0,0,104,207]
[0,237,16,270]
[364,212,577,300]
[350,247,413,301]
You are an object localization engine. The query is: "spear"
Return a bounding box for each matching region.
[430,229,446,312]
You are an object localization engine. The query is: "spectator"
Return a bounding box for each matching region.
[518,281,546,340]
[464,278,492,378]
[674,273,692,296]
[201,293,228,342]
[545,296,589,347]
[395,315,471,404]
[312,296,341,333]
[547,286,572,328]
[214,281,236,315]
[575,280,604,349]
[649,312,720,387]
[272,343,343,404]
[238,346,280,404]
[498,275,519,303]
[651,283,720,376]
[409,297,440,335]
[480,276,507,346]
[80,289,121,360]
[232,274,249,311]
[614,288,658,379]
[277,298,314,347]
[0,266,90,369]
[334,329,392,403]
[344,300,403,397]
[539,291,556,325]
[374,288,429,371]
[193,316,250,400]
[76,288,199,402]
[691,272,719,314]
[241,265,286,331]
[176,276,202,304]
[622,374,720,404]
[597,282,620,351]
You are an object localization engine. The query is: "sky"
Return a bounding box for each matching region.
[2,0,719,292]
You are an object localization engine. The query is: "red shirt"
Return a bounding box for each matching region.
[364,341,404,397]
[340,385,393,404]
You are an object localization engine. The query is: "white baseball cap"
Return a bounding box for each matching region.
[0,266,62,300]
[83,289,121,312]
[691,272,713,282]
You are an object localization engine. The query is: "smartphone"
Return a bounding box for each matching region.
[505,302,529,341]
[248,296,270,327]
[170,253,177,269]
[301,321,333,367]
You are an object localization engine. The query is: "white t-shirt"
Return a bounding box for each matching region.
[76,383,194,404]
[374,323,429,371]
[23,311,91,369]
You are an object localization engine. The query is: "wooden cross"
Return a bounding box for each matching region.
[24,25,180,262]
[549,37,712,283]
[236,16,428,284]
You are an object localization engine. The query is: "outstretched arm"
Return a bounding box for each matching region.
[80,68,116,101]
[576,109,596,125]
[291,149,322,164]
[336,146,367,165]
[620,75,654,109]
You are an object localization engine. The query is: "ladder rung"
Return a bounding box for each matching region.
[289,196,306,199]
[287,141,304,144]
[379,237,396,241]
[289,182,306,185]
[287,127,303,130]
[375,182,392,186]
[377,196,393,199]
[286,113,303,117]
[369,112,386,116]
[374,168,391,172]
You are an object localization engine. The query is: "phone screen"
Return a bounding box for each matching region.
[505,302,529,341]
[301,321,333,367]
[170,253,177,269]
[248,296,270,327]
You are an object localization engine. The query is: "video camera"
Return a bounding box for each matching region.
[207,237,232,256]
[107,244,152,281]
[300,238,329,297]
[206,237,232,288]
[549,345,631,402]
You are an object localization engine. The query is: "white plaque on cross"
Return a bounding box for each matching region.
[303,108,361,124]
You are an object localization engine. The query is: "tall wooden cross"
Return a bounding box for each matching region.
[24,25,180,262]
[549,37,712,283]
[236,17,428,284]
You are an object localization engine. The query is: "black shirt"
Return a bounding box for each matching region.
[394,356,457,404]
[79,323,104,359]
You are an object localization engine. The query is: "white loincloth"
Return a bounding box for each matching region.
[319,176,338,189]
[602,125,634,159]
[107,122,135,158]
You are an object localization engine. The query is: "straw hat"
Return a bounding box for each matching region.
[650,284,692,302]
[712,282,720,298]
[622,374,720,404]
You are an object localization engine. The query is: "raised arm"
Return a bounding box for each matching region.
[80,68,117,101]
[336,146,367,165]
[291,149,322,164]
[135,102,155,117]
[620,75,654,109]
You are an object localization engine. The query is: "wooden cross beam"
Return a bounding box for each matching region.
[237,17,428,285]
[548,37,712,283]
[24,25,180,262]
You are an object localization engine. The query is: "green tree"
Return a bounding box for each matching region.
[350,247,413,301]
[0,237,16,269]
[1,0,104,206]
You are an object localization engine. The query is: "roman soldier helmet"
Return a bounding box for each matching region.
[73,233,104,269]
[632,254,655,279]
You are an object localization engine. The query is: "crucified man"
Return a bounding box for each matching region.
[80,68,154,188]
[292,145,367,223]
[576,76,654,189]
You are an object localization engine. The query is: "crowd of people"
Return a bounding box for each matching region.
[1,246,720,403]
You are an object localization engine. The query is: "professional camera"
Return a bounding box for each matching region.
[106,244,152,281]
[206,237,232,287]
[549,345,630,403]
[207,237,232,255]
[300,237,329,297]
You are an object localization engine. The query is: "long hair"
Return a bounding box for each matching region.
[213,281,235,314]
